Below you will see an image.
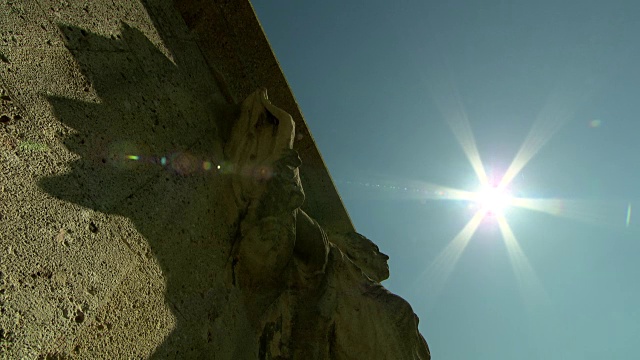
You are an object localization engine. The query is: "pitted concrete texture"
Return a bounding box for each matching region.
[0,1,233,358]
[0,0,365,358]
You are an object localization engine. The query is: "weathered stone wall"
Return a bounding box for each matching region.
[1,1,234,358]
[0,1,428,359]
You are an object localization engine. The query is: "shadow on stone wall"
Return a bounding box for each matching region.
[38,14,243,358]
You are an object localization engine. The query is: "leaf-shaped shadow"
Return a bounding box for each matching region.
[39,21,243,358]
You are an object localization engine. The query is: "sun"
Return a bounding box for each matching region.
[474,185,513,216]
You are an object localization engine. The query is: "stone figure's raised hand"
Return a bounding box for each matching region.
[224,89,303,211]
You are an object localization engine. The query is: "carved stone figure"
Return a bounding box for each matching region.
[323,240,431,359]
[328,231,391,283]
[224,89,328,292]
[224,89,430,359]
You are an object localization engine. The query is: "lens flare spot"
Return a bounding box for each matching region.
[203,161,212,170]
[217,161,233,174]
[19,141,49,152]
[170,152,198,175]
[589,119,601,128]
[254,165,274,181]
[626,203,632,227]
[475,185,513,216]
[107,140,151,170]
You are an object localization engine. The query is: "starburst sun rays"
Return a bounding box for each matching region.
[416,108,552,309]
[414,79,598,311]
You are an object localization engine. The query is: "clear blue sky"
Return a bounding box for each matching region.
[253,1,640,359]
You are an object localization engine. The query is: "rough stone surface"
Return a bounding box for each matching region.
[1,1,430,359]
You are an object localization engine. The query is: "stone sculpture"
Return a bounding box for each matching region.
[224,89,430,359]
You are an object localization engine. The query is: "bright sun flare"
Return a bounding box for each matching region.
[413,73,607,311]
[475,185,513,215]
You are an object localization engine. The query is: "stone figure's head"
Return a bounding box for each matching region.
[331,232,390,282]
[224,89,305,213]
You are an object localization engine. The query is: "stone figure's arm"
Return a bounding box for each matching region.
[225,89,299,209]
[226,89,294,172]
[260,90,295,159]
[294,209,329,274]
